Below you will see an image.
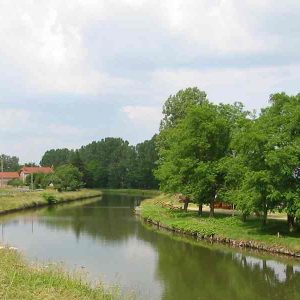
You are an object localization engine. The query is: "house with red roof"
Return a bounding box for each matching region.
[0,172,20,187]
[19,166,54,183]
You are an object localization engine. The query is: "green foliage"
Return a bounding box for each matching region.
[134,135,159,189]
[25,173,54,189]
[54,164,83,191]
[23,162,39,167]
[40,136,159,190]
[141,196,300,253]
[69,150,93,188]
[7,178,24,187]
[156,88,300,230]
[42,193,58,204]
[156,95,248,216]
[226,93,300,228]
[160,87,208,130]
[40,148,72,168]
[80,138,135,188]
[34,88,300,230]
[0,154,20,171]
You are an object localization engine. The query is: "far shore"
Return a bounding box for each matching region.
[0,188,102,215]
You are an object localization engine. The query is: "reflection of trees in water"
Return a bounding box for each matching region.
[38,194,142,242]
[37,195,300,300]
[136,225,300,300]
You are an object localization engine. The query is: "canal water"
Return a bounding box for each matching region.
[0,193,300,300]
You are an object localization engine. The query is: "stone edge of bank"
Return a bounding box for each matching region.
[135,205,300,259]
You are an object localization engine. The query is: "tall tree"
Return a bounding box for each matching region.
[69,150,93,188]
[156,102,233,215]
[0,154,20,171]
[229,93,300,228]
[40,148,72,167]
[156,87,208,209]
[260,93,300,229]
[135,135,159,189]
[79,138,137,188]
[160,87,208,130]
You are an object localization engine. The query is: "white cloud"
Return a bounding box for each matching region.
[122,105,162,129]
[160,0,265,54]
[1,0,299,99]
[0,0,134,96]
[152,64,300,110]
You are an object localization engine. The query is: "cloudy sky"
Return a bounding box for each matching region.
[1,0,299,163]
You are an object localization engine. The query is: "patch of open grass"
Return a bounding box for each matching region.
[0,189,102,214]
[0,248,121,300]
[140,195,300,253]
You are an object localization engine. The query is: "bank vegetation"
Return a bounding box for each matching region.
[140,195,300,256]
[0,247,125,300]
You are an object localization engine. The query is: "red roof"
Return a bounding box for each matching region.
[0,172,20,179]
[20,167,54,174]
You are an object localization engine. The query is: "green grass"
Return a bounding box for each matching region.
[0,189,102,214]
[0,248,121,300]
[140,195,300,253]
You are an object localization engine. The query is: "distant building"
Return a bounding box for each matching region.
[19,166,54,183]
[0,172,20,187]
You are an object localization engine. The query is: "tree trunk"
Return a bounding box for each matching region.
[183,201,189,212]
[198,204,203,216]
[210,198,214,217]
[287,214,295,232]
[242,213,247,222]
[262,203,268,226]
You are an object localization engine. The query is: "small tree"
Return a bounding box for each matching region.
[7,178,24,187]
[53,164,83,191]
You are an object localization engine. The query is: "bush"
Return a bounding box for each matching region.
[53,165,83,191]
[42,193,58,205]
[7,179,24,187]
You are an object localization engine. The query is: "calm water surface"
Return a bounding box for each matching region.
[1,194,300,300]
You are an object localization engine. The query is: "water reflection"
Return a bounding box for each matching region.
[1,194,300,300]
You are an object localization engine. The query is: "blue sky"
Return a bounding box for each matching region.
[1,0,300,163]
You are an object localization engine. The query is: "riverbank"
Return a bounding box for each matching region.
[0,247,120,300]
[139,194,300,257]
[0,189,102,215]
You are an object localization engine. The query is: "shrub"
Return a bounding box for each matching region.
[42,193,58,205]
[7,179,24,187]
[53,165,83,191]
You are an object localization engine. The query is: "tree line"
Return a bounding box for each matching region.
[40,136,158,190]
[0,154,40,172]
[155,87,300,231]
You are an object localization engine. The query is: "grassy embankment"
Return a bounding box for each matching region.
[140,194,300,255]
[0,248,122,300]
[0,189,102,214]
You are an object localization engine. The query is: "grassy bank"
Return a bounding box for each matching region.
[0,189,102,214]
[0,248,120,300]
[140,194,300,255]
